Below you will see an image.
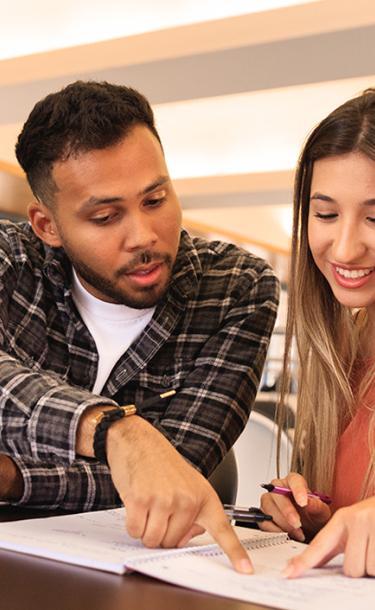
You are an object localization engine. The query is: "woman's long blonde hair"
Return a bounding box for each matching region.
[278,89,375,495]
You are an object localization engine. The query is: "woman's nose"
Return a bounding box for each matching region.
[331,225,366,264]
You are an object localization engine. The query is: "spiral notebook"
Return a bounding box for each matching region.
[0,507,291,573]
[0,508,373,610]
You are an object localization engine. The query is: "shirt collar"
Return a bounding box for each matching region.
[168,230,202,301]
[43,244,72,287]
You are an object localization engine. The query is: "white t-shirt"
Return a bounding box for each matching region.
[71,270,155,394]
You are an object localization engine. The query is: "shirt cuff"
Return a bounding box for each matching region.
[9,456,121,511]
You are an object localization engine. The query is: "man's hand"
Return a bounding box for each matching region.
[0,454,24,501]
[259,473,331,542]
[77,409,253,573]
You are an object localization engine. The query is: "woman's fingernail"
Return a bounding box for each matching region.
[296,494,307,507]
[293,529,305,542]
[289,515,302,529]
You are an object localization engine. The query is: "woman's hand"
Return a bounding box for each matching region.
[259,473,331,542]
[284,495,375,578]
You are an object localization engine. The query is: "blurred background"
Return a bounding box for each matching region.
[1,0,375,393]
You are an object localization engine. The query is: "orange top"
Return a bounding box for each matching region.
[331,401,374,511]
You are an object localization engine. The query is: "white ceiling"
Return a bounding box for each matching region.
[158,77,375,179]
[0,0,314,60]
[1,0,375,253]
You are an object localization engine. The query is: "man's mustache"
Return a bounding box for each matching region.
[115,251,173,277]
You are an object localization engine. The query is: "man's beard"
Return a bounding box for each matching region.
[65,247,174,309]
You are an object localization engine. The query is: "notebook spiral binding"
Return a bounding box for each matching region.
[130,532,289,565]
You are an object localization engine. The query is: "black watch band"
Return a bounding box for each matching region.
[93,404,137,465]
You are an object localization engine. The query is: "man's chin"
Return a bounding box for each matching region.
[74,264,170,308]
[116,284,167,309]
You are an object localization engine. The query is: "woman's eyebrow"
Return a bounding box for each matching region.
[310,192,335,202]
[310,193,375,206]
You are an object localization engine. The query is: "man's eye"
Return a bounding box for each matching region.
[91,214,114,225]
[367,216,375,223]
[146,197,166,207]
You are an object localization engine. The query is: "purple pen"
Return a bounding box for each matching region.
[261,483,332,505]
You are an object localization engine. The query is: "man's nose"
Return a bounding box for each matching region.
[123,214,158,251]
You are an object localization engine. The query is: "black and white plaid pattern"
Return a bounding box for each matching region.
[0,221,279,510]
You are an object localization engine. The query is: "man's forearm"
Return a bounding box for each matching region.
[0,454,24,501]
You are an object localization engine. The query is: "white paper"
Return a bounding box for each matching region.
[0,508,264,574]
[0,507,374,610]
[129,550,375,610]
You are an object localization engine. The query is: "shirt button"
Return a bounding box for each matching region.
[162,375,170,387]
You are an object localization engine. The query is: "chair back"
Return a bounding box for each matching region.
[233,400,293,506]
[208,448,238,506]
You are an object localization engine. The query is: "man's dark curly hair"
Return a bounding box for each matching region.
[15,80,162,206]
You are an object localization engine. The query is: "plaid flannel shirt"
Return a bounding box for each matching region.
[0,221,279,510]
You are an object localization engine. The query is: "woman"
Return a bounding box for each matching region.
[260,88,375,578]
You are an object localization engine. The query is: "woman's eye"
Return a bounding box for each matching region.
[314,212,337,220]
[367,216,375,223]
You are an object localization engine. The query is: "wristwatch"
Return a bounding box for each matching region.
[92,390,176,465]
[93,404,137,465]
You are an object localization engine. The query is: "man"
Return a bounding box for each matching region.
[0,81,278,572]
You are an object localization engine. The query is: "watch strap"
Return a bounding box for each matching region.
[93,404,137,464]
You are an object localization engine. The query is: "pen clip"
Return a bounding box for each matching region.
[138,390,176,410]
[223,504,264,514]
[223,504,272,522]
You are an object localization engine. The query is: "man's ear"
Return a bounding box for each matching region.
[27,201,63,248]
